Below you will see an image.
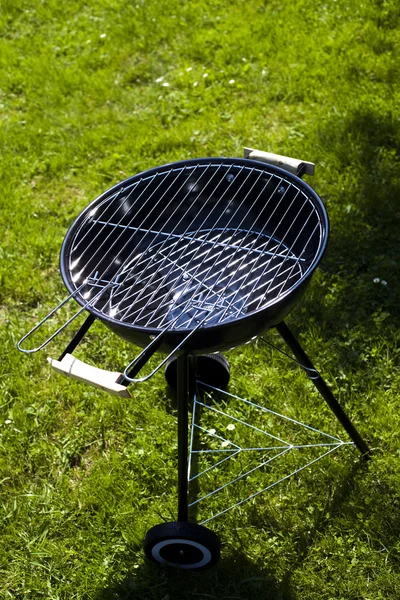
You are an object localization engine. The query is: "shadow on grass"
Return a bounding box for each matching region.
[93,455,392,600]
[281,105,400,436]
[283,453,400,599]
[96,552,281,600]
[278,456,371,599]
[300,104,400,334]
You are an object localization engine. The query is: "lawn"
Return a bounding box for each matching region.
[1,0,400,598]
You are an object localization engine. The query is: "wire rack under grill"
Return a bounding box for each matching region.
[65,161,324,331]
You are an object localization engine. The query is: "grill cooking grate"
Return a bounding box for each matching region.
[107,230,303,329]
[66,161,323,330]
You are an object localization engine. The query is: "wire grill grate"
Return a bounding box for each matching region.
[65,161,324,331]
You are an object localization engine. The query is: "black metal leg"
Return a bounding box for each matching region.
[276,321,371,460]
[177,354,190,521]
[58,314,96,361]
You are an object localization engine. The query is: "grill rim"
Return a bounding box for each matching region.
[59,157,329,339]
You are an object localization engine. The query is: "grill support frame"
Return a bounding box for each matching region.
[177,354,190,522]
[275,322,371,459]
[171,319,371,539]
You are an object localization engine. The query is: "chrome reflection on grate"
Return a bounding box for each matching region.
[67,162,323,330]
[107,230,303,329]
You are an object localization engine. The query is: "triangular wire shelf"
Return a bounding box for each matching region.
[188,382,354,525]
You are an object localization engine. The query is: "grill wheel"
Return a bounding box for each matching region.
[144,521,220,570]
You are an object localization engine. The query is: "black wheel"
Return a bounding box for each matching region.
[144,521,220,570]
[165,354,230,390]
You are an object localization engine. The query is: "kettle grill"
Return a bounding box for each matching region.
[18,148,370,570]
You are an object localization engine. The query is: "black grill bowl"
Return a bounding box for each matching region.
[60,158,328,353]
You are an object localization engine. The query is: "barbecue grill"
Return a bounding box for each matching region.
[18,148,370,570]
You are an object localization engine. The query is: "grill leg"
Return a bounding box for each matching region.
[177,353,191,521]
[58,314,96,361]
[276,321,371,460]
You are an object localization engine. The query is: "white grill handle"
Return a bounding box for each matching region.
[47,354,131,398]
[47,309,213,396]
[244,147,315,177]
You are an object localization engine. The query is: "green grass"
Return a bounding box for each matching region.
[1,0,400,597]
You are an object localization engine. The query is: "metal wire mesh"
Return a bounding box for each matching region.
[65,161,324,331]
[189,383,353,525]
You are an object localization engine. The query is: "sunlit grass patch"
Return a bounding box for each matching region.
[1,0,400,597]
